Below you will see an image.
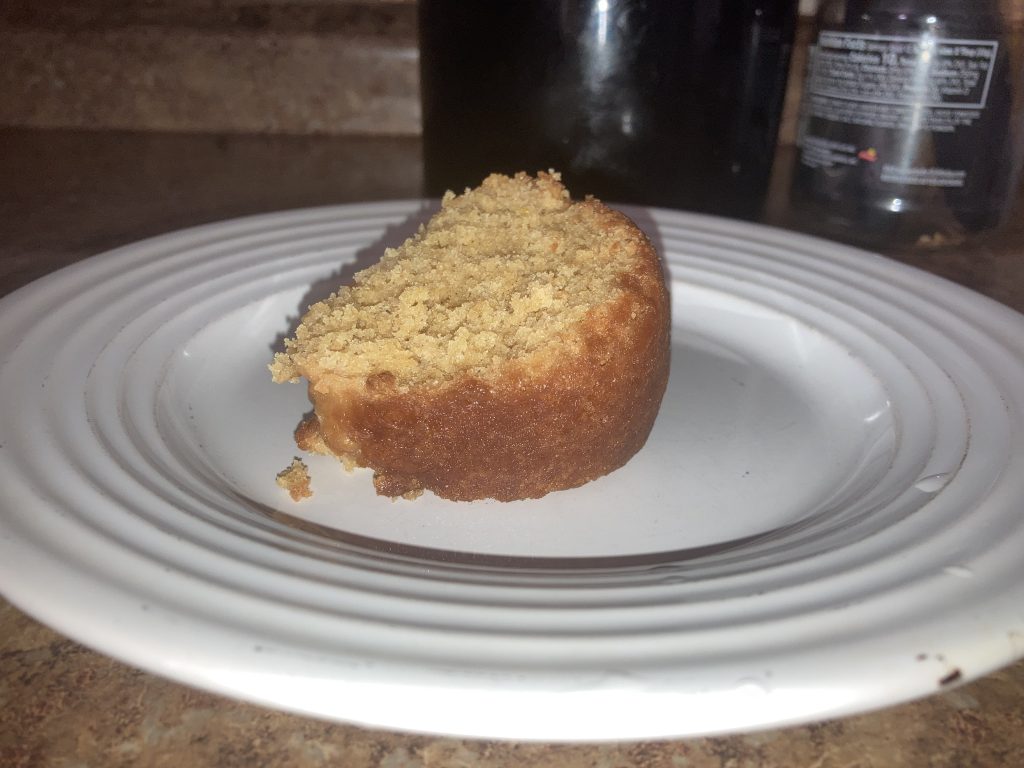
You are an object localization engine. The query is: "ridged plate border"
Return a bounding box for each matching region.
[1,202,1023,741]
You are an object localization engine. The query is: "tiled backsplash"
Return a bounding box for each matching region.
[3,1,1021,143]
[1,0,421,136]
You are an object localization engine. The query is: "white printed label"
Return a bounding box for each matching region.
[810,33,999,109]
[879,165,967,187]
[797,31,1002,188]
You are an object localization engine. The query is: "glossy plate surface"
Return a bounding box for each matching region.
[1,203,1023,740]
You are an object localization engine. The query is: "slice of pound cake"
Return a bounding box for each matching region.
[270,171,670,501]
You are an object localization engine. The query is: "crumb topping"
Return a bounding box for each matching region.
[270,172,642,389]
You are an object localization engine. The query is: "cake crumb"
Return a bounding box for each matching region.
[276,458,313,501]
[915,229,965,249]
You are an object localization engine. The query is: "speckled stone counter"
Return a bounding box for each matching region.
[2,128,1023,768]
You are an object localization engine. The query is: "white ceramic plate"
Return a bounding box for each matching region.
[1,202,1023,741]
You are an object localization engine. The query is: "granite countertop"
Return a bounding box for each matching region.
[2,127,1023,767]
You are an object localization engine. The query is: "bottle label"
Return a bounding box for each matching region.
[799,31,1000,189]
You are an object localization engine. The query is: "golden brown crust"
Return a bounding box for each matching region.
[300,214,669,502]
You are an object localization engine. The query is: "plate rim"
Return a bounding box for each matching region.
[2,200,1023,740]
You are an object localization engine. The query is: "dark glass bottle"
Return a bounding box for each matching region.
[788,0,1022,247]
[419,0,798,220]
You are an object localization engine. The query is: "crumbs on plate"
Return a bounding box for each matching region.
[276,458,313,501]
